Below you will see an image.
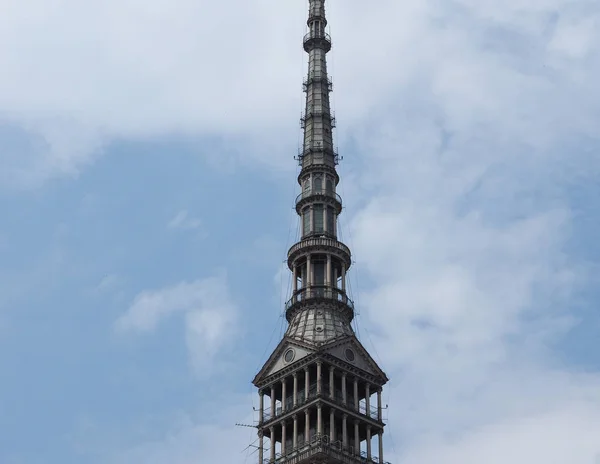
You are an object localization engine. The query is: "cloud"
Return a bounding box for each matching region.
[167,210,204,233]
[115,274,238,372]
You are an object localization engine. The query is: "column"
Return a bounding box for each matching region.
[282,378,287,413]
[377,388,383,421]
[326,254,332,288]
[305,409,310,443]
[342,414,348,447]
[354,421,360,454]
[316,362,322,395]
[282,421,287,455]
[307,255,312,292]
[330,409,335,442]
[293,415,298,449]
[271,385,276,418]
[341,264,346,291]
[258,430,264,462]
[334,267,338,289]
[305,367,310,401]
[270,426,276,462]
[317,403,323,436]
[259,390,264,423]
[342,373,347,405]
[329,367,335,399]
[293,373,298,407]
[366,425,372,459]
[354,378,359,411]
[379,431,384,463]
[365,384,371,418]
[293,265,298,292]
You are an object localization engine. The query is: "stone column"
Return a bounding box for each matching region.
[258,430,264,462]
[341,264,346,292]
[353,378,359,411]
[307,255,312,289]
[342,414,348,447]
[259,390,264,423]
[377,388,383,421]
[354,421,360,454]
[293,373,298,407]
[305,367,310,401]
[366,425,372,459]
[282,421,287,455]
[293,265,298,292]
[379,431,384,463]
[329,367,335,399]
[270,426,276,462]
[365,383,371,418]
[317,403,323,436]
[293,414,298,449]
[271,385,276,419]
[316,362,322,395]
[281,378,287,413]
[329,409,335,442]
[326,254,332,288]
[305,409,311,443]
[341,373,347,405]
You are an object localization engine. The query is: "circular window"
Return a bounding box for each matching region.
[315,326,324,332]
[345,349,355,362]
[284,349,295,363]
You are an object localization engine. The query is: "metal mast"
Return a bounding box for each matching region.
[253,1,390,463]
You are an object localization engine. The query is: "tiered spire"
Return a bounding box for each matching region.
[252,1,390,463]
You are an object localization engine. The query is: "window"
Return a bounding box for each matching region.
[327,207,334,233]
[313,175,323,193]
[326,178,333,193]
[314,205,324,232]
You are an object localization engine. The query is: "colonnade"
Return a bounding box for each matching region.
[257,362,384,462]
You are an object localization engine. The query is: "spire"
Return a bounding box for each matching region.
[252,2,391,463]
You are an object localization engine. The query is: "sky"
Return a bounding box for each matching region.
[1,0,600,463]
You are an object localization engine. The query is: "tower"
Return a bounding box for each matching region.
[252,1,390,463]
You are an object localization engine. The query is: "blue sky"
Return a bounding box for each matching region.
[1,0,600,463]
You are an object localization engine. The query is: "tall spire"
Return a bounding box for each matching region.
[252,2,390,463]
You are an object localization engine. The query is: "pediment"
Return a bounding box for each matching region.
[253,337,315,386]
[323,335,388,383]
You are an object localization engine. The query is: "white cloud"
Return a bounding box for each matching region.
[167,210,204,233]
[115,274,238,372]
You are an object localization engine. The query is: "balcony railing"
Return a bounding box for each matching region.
[300,110,336,129]
[264,434,391,464]
[296,188,342,206]
[303,32,332,52]
[295,188,342,214]
[285,286,354,312]
[303,74,333,92]
[287,237,350,263]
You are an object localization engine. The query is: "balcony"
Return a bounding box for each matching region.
[295,188,342,214]
[303,32,332,52]
[300,110,336,129]
[264,434,391,464]
[287,237,351,270]
[285,287,354,321]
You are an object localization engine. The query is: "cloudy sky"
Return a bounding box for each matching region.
[1,0,600,463]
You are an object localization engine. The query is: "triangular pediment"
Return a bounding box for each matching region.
[322,335,388,383]
[253,337,315,386]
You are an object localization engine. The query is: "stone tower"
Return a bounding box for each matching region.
[252,1,390,463]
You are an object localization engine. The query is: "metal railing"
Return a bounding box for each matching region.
[263,434,391,464]
[303,74,333,92]
[303,32,332,46]
[285,286,354,312]
[300,110,336,129]
[295,188,342,206]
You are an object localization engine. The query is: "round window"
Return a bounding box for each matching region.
[284,349,295,363]
[315,326,323,332]
[345,349,355,362]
